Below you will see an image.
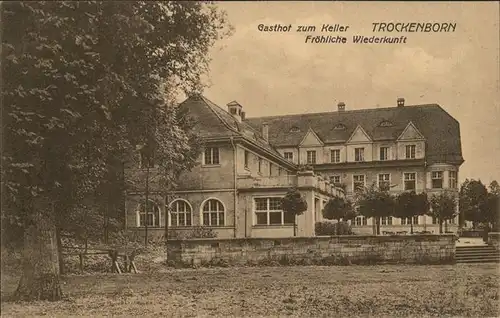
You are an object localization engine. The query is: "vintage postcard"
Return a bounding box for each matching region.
[1,1,499,317]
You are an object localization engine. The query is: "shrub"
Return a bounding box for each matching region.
[315,221,354,236]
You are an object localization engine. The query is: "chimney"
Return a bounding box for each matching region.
[338,102,345,112]
[262,123,269,141]
[397,97,405,107]
[241,111,246,121]
[227,101,243,122]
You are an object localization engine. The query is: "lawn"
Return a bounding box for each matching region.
[1,264,499,317]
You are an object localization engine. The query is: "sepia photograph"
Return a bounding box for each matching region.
[1,1,499,317]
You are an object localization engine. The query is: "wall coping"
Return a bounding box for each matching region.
[167,234,456,244]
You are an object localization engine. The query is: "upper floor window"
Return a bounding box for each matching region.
[258,158,262,174]
[278,167,282,176]
[405,145,416,159]
[230,108,237,115]
[378,173,391,190]
[137,200,160,227]
[254,197,294,225]
[201,199,225,226]
[449,171,457,189]
[284,152,293,161]
[354,148,365,162]
[306,151,316,164]
[330,149,340,163]
[353,175,365,192]
[432,171,443,189]
[380,147,389,161]
[204,147,220,165]
[404,172,416,191]
[330,175,341,185]
[379,121,393,127]
[170,199,192,227]
[290,126,301,133]
[269,162,273,176]
[244,150,249,169]
[334,124,346,130]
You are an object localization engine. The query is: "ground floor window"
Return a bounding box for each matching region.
[401,216,419,225]
[202,199,225,226]
[254,197,294,225]
[381,216,393,225]
[354,216,367,226]
[170,199,192,226]
[137,200,160,227]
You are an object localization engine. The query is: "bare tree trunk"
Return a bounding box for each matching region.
[15,208,62,301]
[293,216,297,237]
[55,227,65,275]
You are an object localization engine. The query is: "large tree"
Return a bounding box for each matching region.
[355,183,396,235]
[2,1,230,301]
[459,179,489,228]
[394,191,429,234]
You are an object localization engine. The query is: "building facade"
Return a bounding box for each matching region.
[246,98,464,234]
[125,95,464,238]
[124,95,341,239]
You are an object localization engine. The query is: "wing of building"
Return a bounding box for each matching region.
[124,95,464,238]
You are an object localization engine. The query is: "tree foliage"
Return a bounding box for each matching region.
[355,183,395,235]
[394,191,429,234]
[2,1,230,301]
[429,191,457,233]
[459,179,489,225]
[322,196,354,222]
[281,187,308,236]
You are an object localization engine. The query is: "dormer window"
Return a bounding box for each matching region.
[290,126,300,132]
[379,120,393,127]
[334,124,346,130]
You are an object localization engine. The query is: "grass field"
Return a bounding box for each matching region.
[1,264,499,317]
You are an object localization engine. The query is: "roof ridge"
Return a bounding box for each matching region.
[245,104,440,120]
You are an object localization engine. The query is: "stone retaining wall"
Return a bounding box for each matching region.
[167,234,456,267]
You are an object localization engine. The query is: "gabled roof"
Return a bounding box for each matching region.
[299,128,324,147]
[177,95,293,167]
[346,125,372,144]
[397,121,425,141]
[245,104,464,165]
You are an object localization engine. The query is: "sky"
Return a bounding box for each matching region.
[198,1,500,185]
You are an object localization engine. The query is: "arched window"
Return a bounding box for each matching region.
[170,199,192,227]
[333,124,346,130]
[201,199,225,226]
[379,120,393,127]
[137,200,160,227]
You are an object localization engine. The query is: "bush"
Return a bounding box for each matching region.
[167,226,217,239]
[315,221,353,236]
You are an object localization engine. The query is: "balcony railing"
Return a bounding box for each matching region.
[237,175,298,189]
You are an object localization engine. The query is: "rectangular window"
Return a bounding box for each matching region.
[140,151,155,168]
[404,172,416,191]
[278,167,282,176]
[330,175,341,185]
[380,147,389,161]
[330,149,340,163]
[269,162,273,176]
[401,217,407,225]
[378,173,391,190]
[306,151,316,164]
[355,216,367,226]
[405,145,416,159]
[354,148,365,162]
[432,216,438,224]
[258,158,262,174]
[284,152,293,161]
[353,175,365,191]
[381,217,393,225]
[413,216,419,225]
[432,171,443,189]
[254,197,293,226]
[244,151,249,169]
[449,171,457,189]
[204,147,220,165]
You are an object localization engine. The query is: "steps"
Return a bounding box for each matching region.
[455,245,500,263]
